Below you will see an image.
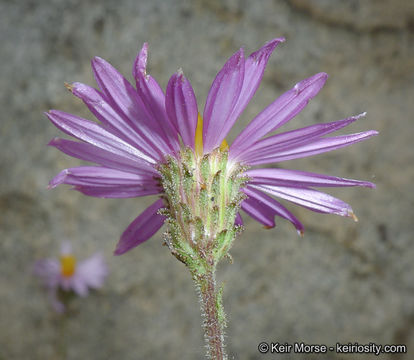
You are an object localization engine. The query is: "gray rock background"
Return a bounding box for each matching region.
[1,0,413,359]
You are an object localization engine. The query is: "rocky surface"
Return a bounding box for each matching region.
[0,0,413,359]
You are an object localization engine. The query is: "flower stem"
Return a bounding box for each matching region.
[193,266,227,360]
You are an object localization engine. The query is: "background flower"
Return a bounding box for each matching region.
[34,242,108,312]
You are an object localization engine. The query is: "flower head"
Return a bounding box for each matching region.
[34,242,108,312]
[47,38,377,258]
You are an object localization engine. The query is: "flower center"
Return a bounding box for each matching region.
[60,255,76,277]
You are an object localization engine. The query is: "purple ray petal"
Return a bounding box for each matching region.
[132,44,180,153]
[71,82,163,160]
[133,42,148,75]
[235,212,243,226]
[226,38,285,138]
[241,193,276,228]
[49,288,65,313]
[48,166,159,189]
[48,138,157,176]
[71,276,89,297]
[46,110,156,166]
[91,56,175,155]
[231,72,328,156]
[250,183,354,217]
[232,113,365,161]
[165,71,198,149]
[33,259,60,287]
[203,49,245,153]
[77,253,108,289]
[73,185,162,198]
[246,168,375,189]
[243,186,304,234]
[114,198,166,255]
[244,130,378,165]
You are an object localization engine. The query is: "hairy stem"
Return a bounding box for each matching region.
[193,267,227,360]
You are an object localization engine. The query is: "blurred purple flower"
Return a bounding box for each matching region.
[34,242,108,312]
[47,39,377,255]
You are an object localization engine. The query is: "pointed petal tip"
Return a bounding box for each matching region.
[47,181,58,190]
[230,47,245,65]
[263,225,275,229]
[298,229,304,237]
[318,72,329,79]
[91,56,111,77]
[47,137,61,146]
[350,212,359,222]
[264,37,286,48]
[49,169,69,189]
[271,36,286,43]
[44,110,55,118]
[91,56,104,64]
[113,246,125,256]
[91,57,105,71]
[133,42,149,78]
[362,181,376,189]
[312,72,329,84]
[64,82,74,92]
[293,72,328,95]
[248,37,286,63]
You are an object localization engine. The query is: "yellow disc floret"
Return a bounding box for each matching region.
[60,255,76,277]
[195,114,229,158]
[219,138,229,152]
[195,113,204,158]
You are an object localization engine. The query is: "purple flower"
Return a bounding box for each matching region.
[47,38,377,255]
[34,242,108,312]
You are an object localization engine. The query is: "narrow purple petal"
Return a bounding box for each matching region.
[243,186,304,234]
[231,72,328,156]
[60,242,73,255]
[77,253,108,289]
[133,42,148,76]
[250,184,354,217]
[229,38,285,125]
[244,130,379,165]
[165,71,198,149]
[114,198,166,255]
[235,212,243,226]
[133,44,180,153]
[246,168,375,189]
[71,276,89,297]
[203,49,245,153]
[241,193,276,228]
[48,138,157,176]
[33,259,60,287]
[74,185,162,198]
[71,82,163,160]
[232,113,365,161]
[91,56,175,155]
[48,288,65,313]
[46,110,156,166]
[48,166,159,189]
